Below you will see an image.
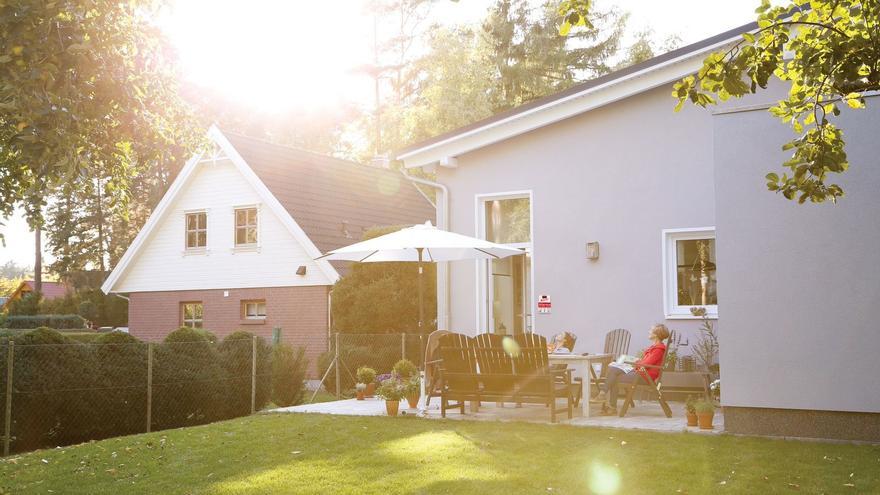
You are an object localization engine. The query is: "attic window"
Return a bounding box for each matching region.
[235,207,258,246]
[185,212,207,249]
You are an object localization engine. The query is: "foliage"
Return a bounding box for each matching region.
[0,275,24,297]
[4,414,880,494]
[392,359,418,380]
[5,291,40,315]
[356,366,378,385]
[331,226,437,333]
[0,0,203,240]
[271,343,308,408]
[403,376,421,397]
[3,314,87,330]
[0,260,30,279]
[317,345,398,395]
[217,332,272,416]
[694,399,716,414]
[690,307,720,376]
[685,395,697,414]
[663,331,684,371]
[672,0,880,203]
[375,377,406,401]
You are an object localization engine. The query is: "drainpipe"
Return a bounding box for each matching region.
[113,293,130,302]
[401,170,450,331]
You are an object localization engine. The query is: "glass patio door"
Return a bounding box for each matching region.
[478,193,533,335]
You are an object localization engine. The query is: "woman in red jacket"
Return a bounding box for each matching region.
[598,324,670,416]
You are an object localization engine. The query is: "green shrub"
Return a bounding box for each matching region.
[152,327,228,429]
[356,366,377,385]
[317,345,382,394]
[392,359,418,380]
[92,331,148,438]
[272,344,308,407]
[218,331,272,416]
[6,292,40,316]
[3,314,87,330]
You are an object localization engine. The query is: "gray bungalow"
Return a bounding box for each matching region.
[397,23,880,441]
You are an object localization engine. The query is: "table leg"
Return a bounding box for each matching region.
[581,363,590,418]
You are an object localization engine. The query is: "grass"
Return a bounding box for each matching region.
[1,413,878,494]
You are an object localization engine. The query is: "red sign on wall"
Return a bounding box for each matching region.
[538,295,551,314]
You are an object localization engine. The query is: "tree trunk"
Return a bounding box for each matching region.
[34,223,42,294]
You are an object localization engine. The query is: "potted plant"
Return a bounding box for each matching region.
[393,359,420,408]
[356,366,377,396]
[695,399,715,430]
[685,395,698,427]
[376,377,405,416]
[355,383,367,401]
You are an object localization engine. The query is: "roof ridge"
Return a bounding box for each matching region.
[217,128,367,167]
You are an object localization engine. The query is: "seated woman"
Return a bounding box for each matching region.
[598,324,670,416]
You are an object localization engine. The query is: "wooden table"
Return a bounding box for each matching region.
[548,353,614,418]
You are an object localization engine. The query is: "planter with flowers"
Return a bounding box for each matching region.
[356,366,377,397]
[393,359,421,409]
[685,396,698,427]
[694,399,715,429]
[376,377,406,416]
[355,383,367,400]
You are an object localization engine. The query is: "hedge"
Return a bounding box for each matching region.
[3,314,87,330]
[1,327,309,455]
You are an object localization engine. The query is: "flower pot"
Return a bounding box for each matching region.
[686,412,698,427]
[697,411,714,430]
[366,382,377,397]
[356,390,365,401]
[385,400,400,417]
[407,393,419,409]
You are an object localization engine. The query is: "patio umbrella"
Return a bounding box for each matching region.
[316,221,523,331]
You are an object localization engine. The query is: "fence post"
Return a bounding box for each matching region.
[334,333,340,398]
[3,342,13,457]
[146,342,153,434]
[251,335,257,415]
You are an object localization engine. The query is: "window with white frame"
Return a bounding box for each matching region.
[242,300,266,319]
[185,212,207,249]
[234,207,258,246]
[181,302,204,328]
[663,228,718,319]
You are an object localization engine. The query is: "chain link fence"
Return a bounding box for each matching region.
[316,333,426,397]
[0,333,307,456]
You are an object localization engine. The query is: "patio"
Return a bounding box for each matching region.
[271,397,723,435]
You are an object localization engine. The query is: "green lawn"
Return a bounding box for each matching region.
[1,414,878,494]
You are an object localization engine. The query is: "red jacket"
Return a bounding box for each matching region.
[636,342,666,381]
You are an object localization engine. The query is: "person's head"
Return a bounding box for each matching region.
[649,324,670,343]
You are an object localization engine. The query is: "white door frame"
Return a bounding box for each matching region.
[474,190,535,335]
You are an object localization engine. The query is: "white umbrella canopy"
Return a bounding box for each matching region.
[317,221,524,331]
[316,221,523,263]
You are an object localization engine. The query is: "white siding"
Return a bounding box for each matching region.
[115,159,332,292]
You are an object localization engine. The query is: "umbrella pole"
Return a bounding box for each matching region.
[417,247,424,333]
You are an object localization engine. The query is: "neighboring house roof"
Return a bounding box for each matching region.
[224,132,435,256]
[1,280,68,310]
[102,126,435,293]
[396,21,758,168]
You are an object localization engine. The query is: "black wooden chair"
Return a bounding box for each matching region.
[616,331,674,418]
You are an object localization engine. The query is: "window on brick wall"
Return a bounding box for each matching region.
[181,302,204,328]
[242,300,266,319]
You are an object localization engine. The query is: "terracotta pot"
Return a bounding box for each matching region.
[697,411,714,430]
[407,393,419,409]
[385,400,400,417]
[686,412,698,427]
[356,390,365,401]
[366,382,377,397]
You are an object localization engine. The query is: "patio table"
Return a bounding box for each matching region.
[548,353,614,418]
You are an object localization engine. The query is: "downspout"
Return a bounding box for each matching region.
[401,170,450,331]
[327,288,333,351]
[113,293,130,302]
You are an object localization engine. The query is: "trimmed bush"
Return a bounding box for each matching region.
[152,327,228,429]
[3,314,87,330]
[218,331,272,417]
[272,344,308,407]
[92,331,148,438]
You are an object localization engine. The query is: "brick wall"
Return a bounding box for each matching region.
[128,286,329,377]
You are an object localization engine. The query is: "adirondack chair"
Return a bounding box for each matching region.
[423,330,452,407]
[616,331,675,418]
[568,329,631,406]
[437,333,479,417]
[473,333,515,400]
[513,333,574,422]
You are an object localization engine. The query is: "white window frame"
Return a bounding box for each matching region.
[233,204,261,251]
[242,300,267,320]
[662,227,718,319]
[474,190,535,334]
[181,302,204,328]
[184,210,208,252]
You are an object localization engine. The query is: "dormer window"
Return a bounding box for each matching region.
[185,212,207,249]
[235,207,258,246]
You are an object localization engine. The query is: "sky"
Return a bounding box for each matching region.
[0,0,764,270]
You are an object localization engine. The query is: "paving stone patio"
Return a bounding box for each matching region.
[271,397,723,434]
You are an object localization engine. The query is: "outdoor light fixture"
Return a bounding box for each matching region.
[296,265,307,276]
[586,241,600,260]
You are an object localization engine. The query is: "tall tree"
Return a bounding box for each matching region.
[0,1,202,272]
